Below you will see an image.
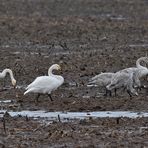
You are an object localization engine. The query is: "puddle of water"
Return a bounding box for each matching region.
[0,100,12,103]
[87,84,98,87]
[0,110,148,121]
[109,16,126,21]
[11,51,71,56]
[12,51,21,55]
[10,49,103,57]
[97,14,126,21]
[0,85,26,91]
[129,44,148,48]
[82,95,90,99]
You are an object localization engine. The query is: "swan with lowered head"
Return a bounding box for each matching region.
[87,72,115,96]
[88,57,148,96]
[106,57,148,97]
[24,64,64,102]
[0,68,16,87]
[106,71,138,97]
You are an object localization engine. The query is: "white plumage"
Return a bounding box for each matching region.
[0,68,16,87]
[24,64,64,101]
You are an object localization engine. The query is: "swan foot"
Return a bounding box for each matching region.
[135,85,146,92]
[114,88,117,96]
[127,90,132,98]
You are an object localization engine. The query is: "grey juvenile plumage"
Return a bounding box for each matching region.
[106,71,138,97]
[88,72,115,96]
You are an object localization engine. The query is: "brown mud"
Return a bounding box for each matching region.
[0,0,148,147]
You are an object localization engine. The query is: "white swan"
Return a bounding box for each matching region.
[24,64,64,102]
[106,71,138,97]
[88,72,115,96]
[0,69,16,87]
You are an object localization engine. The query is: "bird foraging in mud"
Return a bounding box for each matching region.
[24,64,64,102]
[106,71,138,97]
[106,57,148,97]
[87,72,116,96]
[0,68,16,88]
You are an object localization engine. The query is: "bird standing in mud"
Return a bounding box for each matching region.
[87,72,115,96]
[106,57,148,97]
[0,68,16,88]
[24,64,64,102]
[106,71,138,97]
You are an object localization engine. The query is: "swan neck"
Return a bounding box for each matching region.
[48,66,55,76]
[0,69,15,81]
[136,58,145,68]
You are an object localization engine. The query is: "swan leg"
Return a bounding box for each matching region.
[104,89,112,97]
[48,94,53,101]
[108,90,112,97]
[36,93,40,102]
[137,86,142,92]
[104,89,108,96]
[140,85,146,89]
[114,88,117,96]
[2,81,5,88]
[127,90,132,98]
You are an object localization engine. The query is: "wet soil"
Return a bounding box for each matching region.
[1,116,148,148]
[0,0,148,147]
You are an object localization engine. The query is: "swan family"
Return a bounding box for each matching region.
[0,56,148,102]
[89,57,148,97]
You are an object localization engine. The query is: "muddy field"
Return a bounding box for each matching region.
[0,0,148,147]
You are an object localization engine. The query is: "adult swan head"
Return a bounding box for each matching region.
[24,64,64,102]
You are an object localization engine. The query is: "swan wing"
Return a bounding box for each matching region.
[89,73,114,86]
[25,76,63,94]
[91,73,114,81]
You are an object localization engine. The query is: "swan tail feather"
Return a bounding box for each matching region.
[24,89,30,95]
